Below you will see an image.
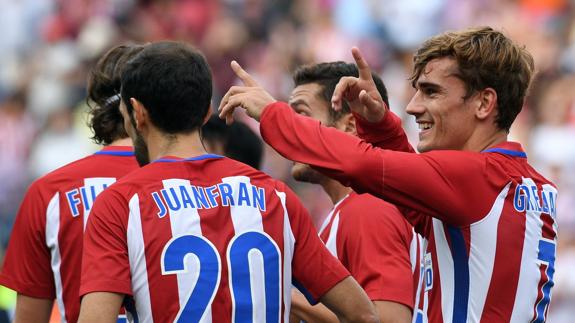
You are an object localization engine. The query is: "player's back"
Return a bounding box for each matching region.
[81,155,347,323]
[410,146,558,323]
[0,146,138,322]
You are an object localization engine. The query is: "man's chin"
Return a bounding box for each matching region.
[417,142,431,153]
[291,166,323,184]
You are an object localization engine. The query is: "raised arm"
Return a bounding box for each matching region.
[218,60,496,226]
[259,103,494,225]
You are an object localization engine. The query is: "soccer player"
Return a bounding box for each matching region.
[202,114,264,169]
[0,43,145,322]
[78,41,378,323]
[286,62,421,323]
[219,27,558,322]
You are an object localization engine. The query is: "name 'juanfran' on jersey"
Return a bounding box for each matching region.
[151,179,266,218]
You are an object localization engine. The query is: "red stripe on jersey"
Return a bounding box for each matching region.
[531,263,549,321]
[203,206,236,322]
[140,196,181,322]
[540,214,555,240]
[426,231,445,323]
[480,199,525,321]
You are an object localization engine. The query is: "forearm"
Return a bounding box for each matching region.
[354,110,415,153]
[259,102,489,224]
[290,293,339,323]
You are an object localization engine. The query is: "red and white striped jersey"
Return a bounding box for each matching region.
[318,192,422,310]
[0,146,138,323]
[260,102,558,323]
[80,155,349,323]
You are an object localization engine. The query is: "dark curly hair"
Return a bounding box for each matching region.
[87,44,146,145]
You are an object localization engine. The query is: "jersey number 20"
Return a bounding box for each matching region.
[162,231,281,322]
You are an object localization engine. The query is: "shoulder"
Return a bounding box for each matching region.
[338,193,412,239]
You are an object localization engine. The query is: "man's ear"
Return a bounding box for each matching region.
[335,113,357,136]
[202,105,213,126]
[130,98,148,131]
[475,88,498,121]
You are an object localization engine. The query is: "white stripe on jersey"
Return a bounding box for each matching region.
[467,183,510,322]
[82,177,116,231]
[433,218,454,322]
[162,179,213,323]
[510,178,550,322]
[46,193,67,323]
[413,237,429,323]
[127,194,153,322]
[409,229,418,273]
[224,176,264,233]
[324,213,340,256]
[276,190,295,323]
[223,176,267,323]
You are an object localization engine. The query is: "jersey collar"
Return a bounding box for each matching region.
[153,154,224,163]
[94,146,135,157]
[481,142,526,158]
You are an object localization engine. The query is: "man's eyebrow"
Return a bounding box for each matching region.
[289,98,309,107]
[415,81,441,90]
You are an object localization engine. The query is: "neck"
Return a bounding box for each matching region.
[463,126,509,152]
[147,129,207,161]
[320,177,353,205]
[108,137,133,147]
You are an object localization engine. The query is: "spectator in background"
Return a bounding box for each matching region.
[0,91,36,248]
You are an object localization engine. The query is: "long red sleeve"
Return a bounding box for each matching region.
[260,102,505,226]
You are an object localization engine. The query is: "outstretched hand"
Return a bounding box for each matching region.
[218,61,276,124]
[331,47,387,123]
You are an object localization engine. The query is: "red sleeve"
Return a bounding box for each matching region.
[353,110,415,153]
[80,188,132,297]
[260,102,501,226]
[337,195,414,309]
[0,181,55,298]
[283,184,349,303]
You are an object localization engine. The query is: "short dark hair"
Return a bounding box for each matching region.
[121,41,213,134]
[410,26,534,131]
[87,44,146,145]
[202,115,264,169]
[293,61,389,123]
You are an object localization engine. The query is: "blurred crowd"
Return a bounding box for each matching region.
[0,0,574,321]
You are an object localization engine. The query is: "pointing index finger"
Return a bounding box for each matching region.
[231,60,258,87]
[351,47,372,81]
